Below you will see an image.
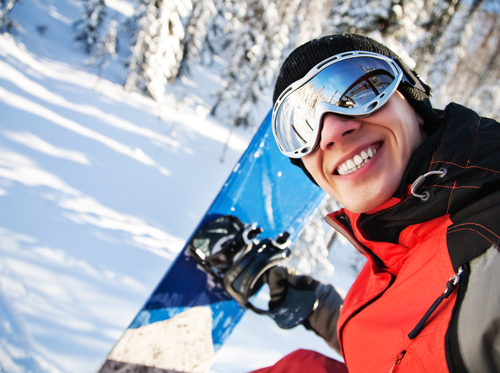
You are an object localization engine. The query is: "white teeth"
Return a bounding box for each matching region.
[337,146,378,176]
[354,155,363,166]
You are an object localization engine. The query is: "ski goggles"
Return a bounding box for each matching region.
[272,51,406,158]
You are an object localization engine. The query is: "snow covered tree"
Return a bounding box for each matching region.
[177,0,224,77]
[0,0,22,33]
[321,0,472,68]
[86,19,118,83]
[74,0,107,54]
[211,0,301,128]
[210,0,262,124]
[463,11,500,118]
[324,0,403,37]
[288,195,339,278]
[125,0,192,102]
[291,0,331,47]
[429,5,500,119]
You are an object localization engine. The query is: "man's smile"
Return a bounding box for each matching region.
[335,142,382,176]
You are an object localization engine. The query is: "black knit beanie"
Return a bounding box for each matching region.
[273,33,438,184]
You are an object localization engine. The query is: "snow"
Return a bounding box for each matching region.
[0,1,360,372]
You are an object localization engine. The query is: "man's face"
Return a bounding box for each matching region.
[302,91,425,213]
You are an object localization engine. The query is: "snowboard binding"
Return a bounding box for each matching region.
[189,215,318,329]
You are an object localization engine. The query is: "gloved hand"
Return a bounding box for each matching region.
[262,266,319,310]
[262,266,344,354]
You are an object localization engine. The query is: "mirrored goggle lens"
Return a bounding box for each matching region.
[274,56,399,156]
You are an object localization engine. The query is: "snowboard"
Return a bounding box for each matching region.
[97,110,326,373]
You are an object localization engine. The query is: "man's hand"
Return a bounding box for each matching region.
[262,266,344,353]
[262,266,319,310]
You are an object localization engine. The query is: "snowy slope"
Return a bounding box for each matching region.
[0,1,359,372]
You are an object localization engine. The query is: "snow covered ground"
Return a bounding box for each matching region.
[0,1,360,372]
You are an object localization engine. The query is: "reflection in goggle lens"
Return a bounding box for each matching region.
[340,70,394,108]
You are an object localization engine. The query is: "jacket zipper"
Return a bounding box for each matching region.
[388,351,406,373]
[408,266,464,339]
[389,267,461,372]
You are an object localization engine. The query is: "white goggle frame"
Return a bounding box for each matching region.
[272,51,405,158]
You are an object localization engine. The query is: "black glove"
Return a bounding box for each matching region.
[262,266,319,310]
[263,266,344,353]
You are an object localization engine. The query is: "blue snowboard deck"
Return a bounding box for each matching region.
[97,111,325,373]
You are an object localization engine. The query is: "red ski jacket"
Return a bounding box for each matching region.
[327,209,457,372]
[324,103,500,372]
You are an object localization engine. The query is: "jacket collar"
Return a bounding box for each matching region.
[328,103,489,268]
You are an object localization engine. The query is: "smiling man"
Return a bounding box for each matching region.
[301,90,425,213]
[253,34,500,373]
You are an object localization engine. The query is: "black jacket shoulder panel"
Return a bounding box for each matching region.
[359,104,500,267]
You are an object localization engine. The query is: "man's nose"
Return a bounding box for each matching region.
[319,113,361,151]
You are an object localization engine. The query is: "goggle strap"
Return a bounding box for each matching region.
[399,75,433,99]
[412,70,433,97]
[393,57,432,97]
